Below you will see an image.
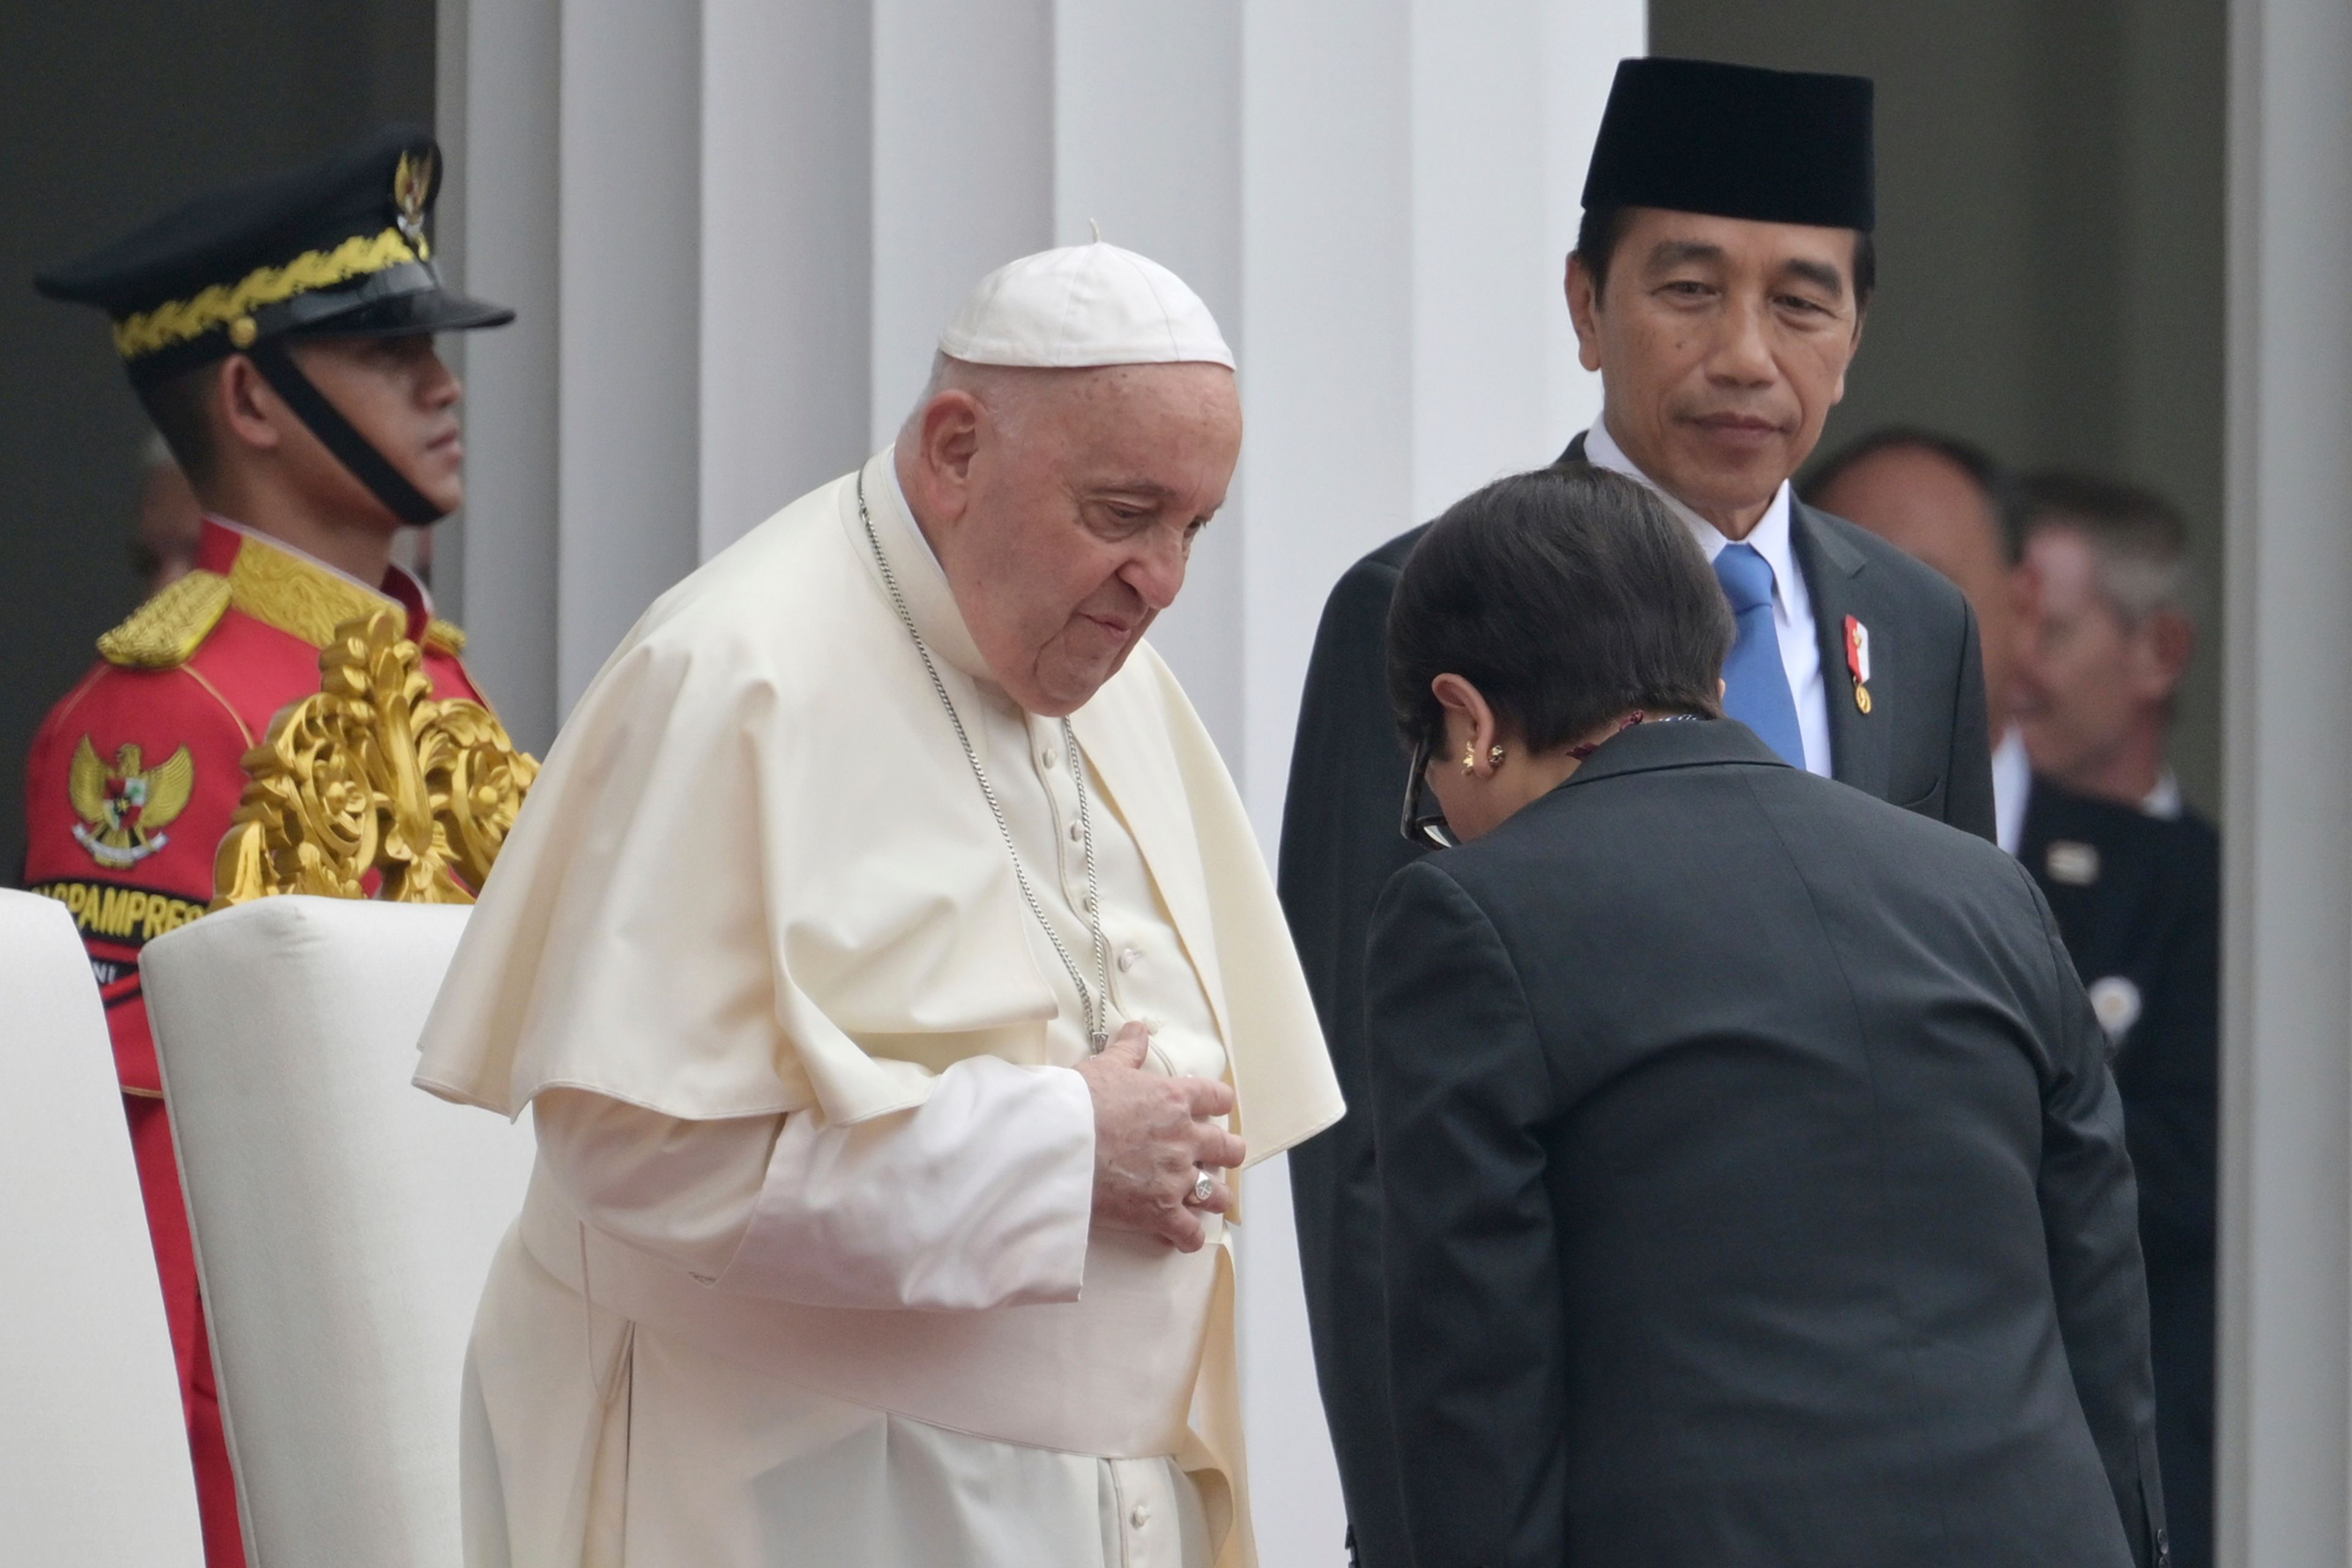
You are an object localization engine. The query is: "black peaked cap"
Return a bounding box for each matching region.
[36,123,512,382]
[1584,57,1874,232]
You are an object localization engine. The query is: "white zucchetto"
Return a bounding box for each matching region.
[938,242,1234,371]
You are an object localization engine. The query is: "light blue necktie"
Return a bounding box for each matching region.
[1712,543,1804,767]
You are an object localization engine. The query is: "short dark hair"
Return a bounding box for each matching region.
[1801,424,2020,562]
[1574,203,1877,312]
[134,361,222,489]
[2016,470,2194,627]
[1387,466,1733,753]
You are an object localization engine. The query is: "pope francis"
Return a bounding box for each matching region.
[414,242,1343,1568]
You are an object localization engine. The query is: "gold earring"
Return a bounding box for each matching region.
[1489,744,1506,766]
[1460,741,1478,774]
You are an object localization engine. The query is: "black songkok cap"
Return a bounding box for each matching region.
[1583,57,1875,232]
[35,124,513,384]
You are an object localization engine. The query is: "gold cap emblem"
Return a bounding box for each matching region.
[393,148,435,257]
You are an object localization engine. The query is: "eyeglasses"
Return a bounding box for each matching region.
[1398,728,1458,849]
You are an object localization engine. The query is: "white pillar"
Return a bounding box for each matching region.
[2220,0,2352,1561]
[1054,2,1246,759]
[1235,7,1638,1562]
[868,0,1054,444]
[439,12,1641,1564]
[434,0,560,753]
[554,0,703,710]
[699,0,873,557]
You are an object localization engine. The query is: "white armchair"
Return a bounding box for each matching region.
[0,889,205,1566]
[141,895,535,1568]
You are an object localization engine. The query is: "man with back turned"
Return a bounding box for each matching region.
[1278,58,1997,1566]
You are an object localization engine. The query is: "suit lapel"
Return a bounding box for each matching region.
[1792,500,1891,802]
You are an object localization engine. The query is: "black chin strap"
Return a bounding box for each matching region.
[247,340,448,527]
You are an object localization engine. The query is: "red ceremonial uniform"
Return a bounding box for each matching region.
[22,516,486,1566]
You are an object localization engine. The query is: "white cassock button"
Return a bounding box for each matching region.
[1040,747,1058,770]
[1130,1502,1151,1529]
[1118,947,1141,972]
[1068,821,1084,843]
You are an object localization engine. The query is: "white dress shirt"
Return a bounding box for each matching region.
[1992,725,2032,855]
[1584,420,1832,778]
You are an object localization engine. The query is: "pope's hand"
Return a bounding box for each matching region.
[1075,1021,1246,1251]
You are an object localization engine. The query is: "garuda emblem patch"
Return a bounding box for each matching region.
[69,737,195,868]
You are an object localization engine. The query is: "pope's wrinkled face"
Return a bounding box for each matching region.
[1569,208,1864,533]
[910,362,1242,717]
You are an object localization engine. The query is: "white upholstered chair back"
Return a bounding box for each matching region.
[0,889,205,1567]
[141,896,535,1568]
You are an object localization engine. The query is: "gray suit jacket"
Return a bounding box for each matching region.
[1369,720,2165,1567]
[1278,435,1997,1566]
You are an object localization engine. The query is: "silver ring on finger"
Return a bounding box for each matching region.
[1189,1170,1216,1207]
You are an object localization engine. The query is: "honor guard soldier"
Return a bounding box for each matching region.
[22,125,514,1567]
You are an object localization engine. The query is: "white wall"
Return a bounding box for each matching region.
[437,5,1640,1558]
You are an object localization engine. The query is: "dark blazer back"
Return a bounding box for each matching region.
[1278,434,1997,1567]
[1366,720,2164,1567]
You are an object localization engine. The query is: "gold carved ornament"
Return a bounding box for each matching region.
[211,609,538,910]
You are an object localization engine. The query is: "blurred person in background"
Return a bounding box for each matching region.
[130,431,205,597]
[1806,427,2032,849]
[2015,474,2198,815]
[2012,472,2217,1568]
[21,125,513,1566]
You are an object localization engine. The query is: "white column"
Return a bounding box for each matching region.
[445,0,880,728]
[1235,8,1638,1563]
[1411,2,1637,521]
[2220,0,2352,1561]
[699,0,873,557]
[434,0,561,753]
[1054,2,1246,760]
[440,14,1641,1565]
[554,0,703,710]
[1239,0,1415,841]
[868,0,1054,445]
[1235,12,1412,1563]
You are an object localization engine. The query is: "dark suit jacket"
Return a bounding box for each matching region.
[2022,780,2218,1568]
[1366,720,2165,1567]
[1277,434,1997,1566]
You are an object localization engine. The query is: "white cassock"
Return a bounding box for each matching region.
[415,448,1343,1568]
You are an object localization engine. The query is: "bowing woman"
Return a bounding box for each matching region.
[1366,464,2169,1568]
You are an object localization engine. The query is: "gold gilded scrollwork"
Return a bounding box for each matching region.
[212,609,538,910]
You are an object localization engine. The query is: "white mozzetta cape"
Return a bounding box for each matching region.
[417,457,1340,1157]
[415,453,1343,1567]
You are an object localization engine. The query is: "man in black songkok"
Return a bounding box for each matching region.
[1280,56,2006,1568]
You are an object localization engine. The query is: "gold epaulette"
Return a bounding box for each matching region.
[97,570,233,669]
[424,617,467,657]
